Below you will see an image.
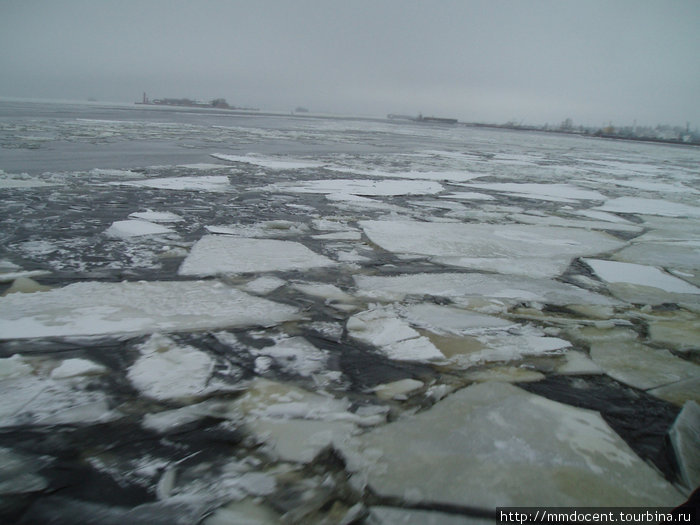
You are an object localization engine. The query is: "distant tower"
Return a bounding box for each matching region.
[143,92,148,104]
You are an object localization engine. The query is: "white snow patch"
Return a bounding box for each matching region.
[0,280,300,339]
[178,235,336,276]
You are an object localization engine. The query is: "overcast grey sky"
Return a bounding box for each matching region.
[1,0,698,127]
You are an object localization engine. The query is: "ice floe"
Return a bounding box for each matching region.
[178,235,336,276]
[463,182,607,203]
[50,358,106,379]
[105,219,175,238]
[0,447,50,496]
[583,259,700,294]
[338,382,683,507]
[211,153,322,170]
[590,340,700,392]
[354,272,617,306]
[668,401,700,491]
[372,378,424,400]
[112,175,232,192]
[360,220,626,278]
[128,210,184,223]
[595,197,700,218]
[0,356,119,428]
[347,307,445,362]
[234,379,382,463]
[0,280,300,339]
[128,334,234,401]
[263,179,443,197]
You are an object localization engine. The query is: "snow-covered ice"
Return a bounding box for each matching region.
[595,197,700,218]
[583,259,700,294]
[211,153,322,170]
[338,382,683,507]
[0,280,300,338]
[463,182,607,203]
[112,175,232,192]
[263,179,443,197]
[178,235,336,275]
[360,220,626,278]
[128,334,234,401]
[354,272,617,306]
[347,307,445,362]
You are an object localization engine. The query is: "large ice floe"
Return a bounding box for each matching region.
[338,382,684,507]
[359,220,626,278]
[263,179,443,197]
[0,280,300,339]
[354,272,617,306]
[111,175,232,192]
[178,235,336,275]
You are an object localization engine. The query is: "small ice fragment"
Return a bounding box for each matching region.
[105,219,174,238]
[51,358,106,379]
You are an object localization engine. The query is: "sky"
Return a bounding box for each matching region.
[1,0,699,127]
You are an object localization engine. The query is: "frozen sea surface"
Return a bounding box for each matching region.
[0,100,698,523]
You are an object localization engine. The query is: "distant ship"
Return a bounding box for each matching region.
[387,113,458,125]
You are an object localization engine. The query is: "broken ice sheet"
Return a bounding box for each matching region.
[583,258,700,306]
[262,178,443,196]
[178,235,335,276]
[347,306,445,362]
[235,379,383,463]
[0,447,50,495]
[128,334,239,401]
[111,175,232,192]
[338,382,683,508]
[595,197,700,219]
[0,355,119,428]
[354,272,617,307]
[583,259,700,294]
[211,152,322,170]
[463,182,607,203]
[0,280,300,339]
[590,340,700,393]
[128,210,184,223]
[360,220,626,278]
